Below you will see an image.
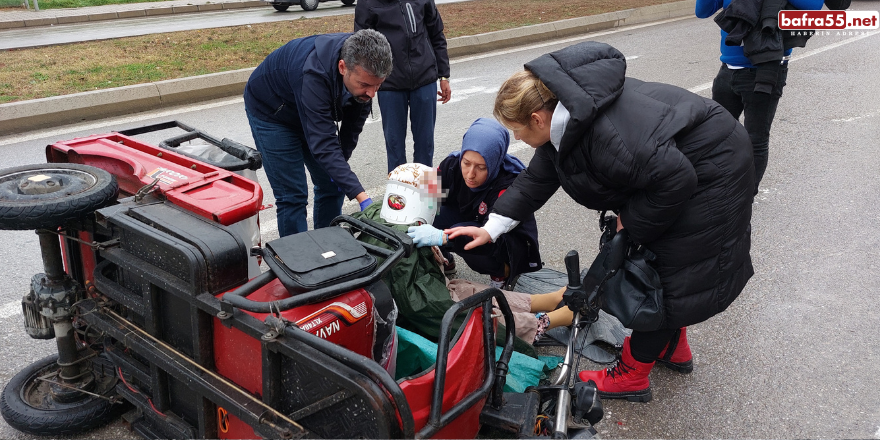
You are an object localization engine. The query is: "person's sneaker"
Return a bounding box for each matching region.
[443,254,457,276]
[488,275,507,290]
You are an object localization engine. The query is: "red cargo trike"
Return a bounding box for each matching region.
[0,122,603,439]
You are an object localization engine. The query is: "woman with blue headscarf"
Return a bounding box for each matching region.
[407,118,542,289]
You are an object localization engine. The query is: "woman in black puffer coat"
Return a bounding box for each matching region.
[447,41,755,403]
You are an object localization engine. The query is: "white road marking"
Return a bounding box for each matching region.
[874,425,880,439]
[832,110,878,123]
[0,300,21,319]
[446,86,500,105]
[0,97,245,146]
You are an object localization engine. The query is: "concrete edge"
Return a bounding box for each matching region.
[0,0,695,136]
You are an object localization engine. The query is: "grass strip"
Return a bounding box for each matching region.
[0,0,678,104]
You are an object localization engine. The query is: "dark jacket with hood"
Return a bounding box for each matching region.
[493,42,756,329]
[354,0,450,91]
[713,0,810,93]
[243,33,371,199]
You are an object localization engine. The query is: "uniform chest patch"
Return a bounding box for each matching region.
[478,201,488,215]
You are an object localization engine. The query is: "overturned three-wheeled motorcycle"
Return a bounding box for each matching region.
[0,122,605,439]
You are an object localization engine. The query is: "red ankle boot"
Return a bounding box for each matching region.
[577,337,653,402]
[657,327,693,374]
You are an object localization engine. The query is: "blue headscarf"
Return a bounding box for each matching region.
[448,118,526,192]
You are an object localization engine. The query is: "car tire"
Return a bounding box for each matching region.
[272,3,289,11]
[300,0,318,11]
[0,354,126,436]
[341,0,355,5]
[0,164,118,231]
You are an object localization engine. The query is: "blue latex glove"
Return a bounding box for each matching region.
[407,224,446,248]
[359,198,373,211]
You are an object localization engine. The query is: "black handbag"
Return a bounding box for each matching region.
[263,226,377,294]
[594,213,665,332]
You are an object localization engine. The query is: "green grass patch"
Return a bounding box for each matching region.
[0,0,680,103]
[28,0,170,10]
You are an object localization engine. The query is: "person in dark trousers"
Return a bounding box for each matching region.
[354,0,452,173]
[448,41,756,403]
[696,0,823,194]
[406,118,542,290]
[243,30,392,237]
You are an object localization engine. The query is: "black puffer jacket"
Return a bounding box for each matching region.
[493,42,755,329]
[354,0,450,91]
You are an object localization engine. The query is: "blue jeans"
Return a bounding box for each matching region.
[246,110,344,237]
[712,64,788,194]
[378,82,437,173]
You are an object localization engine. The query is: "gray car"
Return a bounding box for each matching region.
[266,0,354,11]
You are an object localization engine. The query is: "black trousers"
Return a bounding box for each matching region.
[629,328,679,363]
[711,63,788,194]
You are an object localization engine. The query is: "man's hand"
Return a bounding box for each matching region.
[445,226,490,250]
[407,224,447,247]
[355,192,372,211]
[437,79,451,104]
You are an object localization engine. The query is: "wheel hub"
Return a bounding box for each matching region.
[18,174,65,195]
[49,370,97,404]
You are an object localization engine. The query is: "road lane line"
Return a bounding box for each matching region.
[0,97,245,146]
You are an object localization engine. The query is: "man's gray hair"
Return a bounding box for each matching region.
[342,29,393,79]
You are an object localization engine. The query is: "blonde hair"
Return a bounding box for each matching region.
[493,70,558,128]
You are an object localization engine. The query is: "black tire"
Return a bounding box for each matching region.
[341,0,355,5]
[0,163,118,231]
[300,0,318,11]
[0,354,125,436]
[272,3,289,11]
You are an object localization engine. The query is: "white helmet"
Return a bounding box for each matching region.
[380,163,441,225]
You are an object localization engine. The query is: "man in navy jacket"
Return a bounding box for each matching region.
[244,30,392,236]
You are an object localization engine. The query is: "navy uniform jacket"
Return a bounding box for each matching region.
[243,33,371,199]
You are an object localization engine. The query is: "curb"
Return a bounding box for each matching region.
[0,0,264,30]
[0,0,696,136]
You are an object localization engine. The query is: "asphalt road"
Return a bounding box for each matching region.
[1,9,879,439]
[0,0,470,50]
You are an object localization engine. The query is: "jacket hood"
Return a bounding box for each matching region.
[524,41,627,156]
